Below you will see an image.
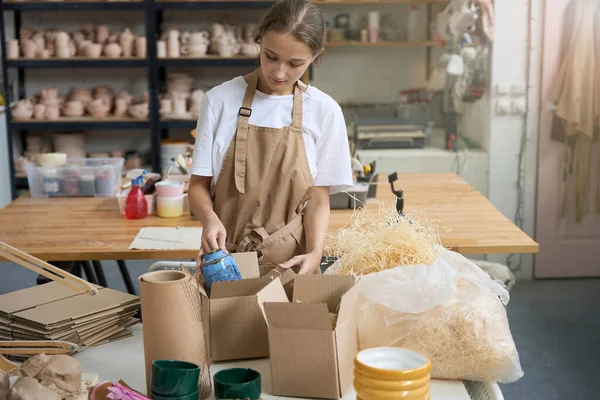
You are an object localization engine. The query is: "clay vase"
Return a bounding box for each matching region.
[135,36,147,58]
[34,104,46,120]
[54,31,70,48]
[113,98,128,118]
[167,29,180,58]
[104,42,122,58]
[119,28,134,57]
[44,105,60,121]
[21,40,37,58]
[6,39,19,59]
[97,25,110,45]
[157,40,167,58]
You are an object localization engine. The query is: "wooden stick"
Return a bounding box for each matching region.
[0,241,98,296]
[0,340,80,375]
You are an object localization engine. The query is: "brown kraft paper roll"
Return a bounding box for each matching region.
[139,269,211,399]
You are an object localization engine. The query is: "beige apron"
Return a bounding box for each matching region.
[213,69,315,275]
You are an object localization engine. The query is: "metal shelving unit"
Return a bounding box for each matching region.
[0,0,443,199]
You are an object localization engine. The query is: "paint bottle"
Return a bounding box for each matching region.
[125,169,148,220]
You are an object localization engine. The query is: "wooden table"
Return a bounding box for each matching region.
[0,173,538,262]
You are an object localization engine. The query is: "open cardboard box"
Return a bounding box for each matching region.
[198,252,289,362]
[258,272,359,399]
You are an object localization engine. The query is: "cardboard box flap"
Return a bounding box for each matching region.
[263,302,331,330]
[232,252,260,279]
[336,284,361,327]
[12,288,139,327]
[255,278,288,323]
[210,278,271,299]
[292,275,355,313]
[0,281,101,315]
[263,268,296,286]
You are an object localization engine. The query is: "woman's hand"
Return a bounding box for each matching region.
[279,251,322,274]
[196,216,228,269]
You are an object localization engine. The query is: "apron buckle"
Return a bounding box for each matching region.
[239,106,252,117]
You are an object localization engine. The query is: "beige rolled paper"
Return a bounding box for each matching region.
[139,270,211,399]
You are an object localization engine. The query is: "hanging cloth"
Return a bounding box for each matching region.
[550,0,600,222]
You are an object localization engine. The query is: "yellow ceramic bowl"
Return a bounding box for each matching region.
[354,369,430,391]
[354,380,429,400]
[354,347,431,400]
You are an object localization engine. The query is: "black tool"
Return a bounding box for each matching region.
[388,172,404,216]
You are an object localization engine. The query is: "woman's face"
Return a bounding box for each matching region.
[258,30,316,95]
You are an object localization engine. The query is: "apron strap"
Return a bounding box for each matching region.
[291,82,304,131]
[234,70,260,194]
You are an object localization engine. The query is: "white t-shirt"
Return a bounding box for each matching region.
[190,76,353,195]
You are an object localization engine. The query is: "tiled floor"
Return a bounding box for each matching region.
[1,261,599,400]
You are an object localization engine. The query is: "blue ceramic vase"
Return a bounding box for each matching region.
[201,249,242,291]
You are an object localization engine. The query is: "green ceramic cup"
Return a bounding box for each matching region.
[151,389,199,400]
[151,360,200,397]
[213,368,261,400]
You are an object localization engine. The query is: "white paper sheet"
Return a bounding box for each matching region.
[129,227,203,250]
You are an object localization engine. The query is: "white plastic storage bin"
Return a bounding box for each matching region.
[26,158,124,198]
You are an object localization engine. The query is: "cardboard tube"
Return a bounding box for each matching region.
[139,270,211,399]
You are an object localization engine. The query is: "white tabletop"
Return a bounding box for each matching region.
[74,324,472,400]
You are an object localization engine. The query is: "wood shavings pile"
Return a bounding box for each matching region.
[325,203,441,275]
[329,312,338,329]
[357,279,523,383]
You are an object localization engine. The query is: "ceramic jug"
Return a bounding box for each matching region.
[200,249,242,292]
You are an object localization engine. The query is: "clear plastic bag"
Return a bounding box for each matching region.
[353,247,524,383]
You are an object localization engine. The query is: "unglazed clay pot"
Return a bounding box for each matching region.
[114,98,128,117]
[12,99,34,120]
[119,28,134,57]
[34,104,46,120]
[69,88,93,105]
[62,100,85,117]
[44,104,60,121]
[128,103,149,119]
[86,97,111,118]
[104,42,122,58]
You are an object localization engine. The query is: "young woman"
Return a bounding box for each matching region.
[189,0,352,275]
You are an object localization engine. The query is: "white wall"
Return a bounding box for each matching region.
[483,0,542,279]
[0,112,12,208]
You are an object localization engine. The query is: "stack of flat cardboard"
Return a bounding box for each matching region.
[0,280,140,353]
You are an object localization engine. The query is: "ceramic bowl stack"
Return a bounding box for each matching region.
[354,347,431,400]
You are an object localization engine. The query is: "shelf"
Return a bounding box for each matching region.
[156,0,275,10]
[160,118,197,129]
[157,56,258,67]
[10,117,150,130]
[2,1,144,11]
[325,40,440,47]
[6,57,147,69]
